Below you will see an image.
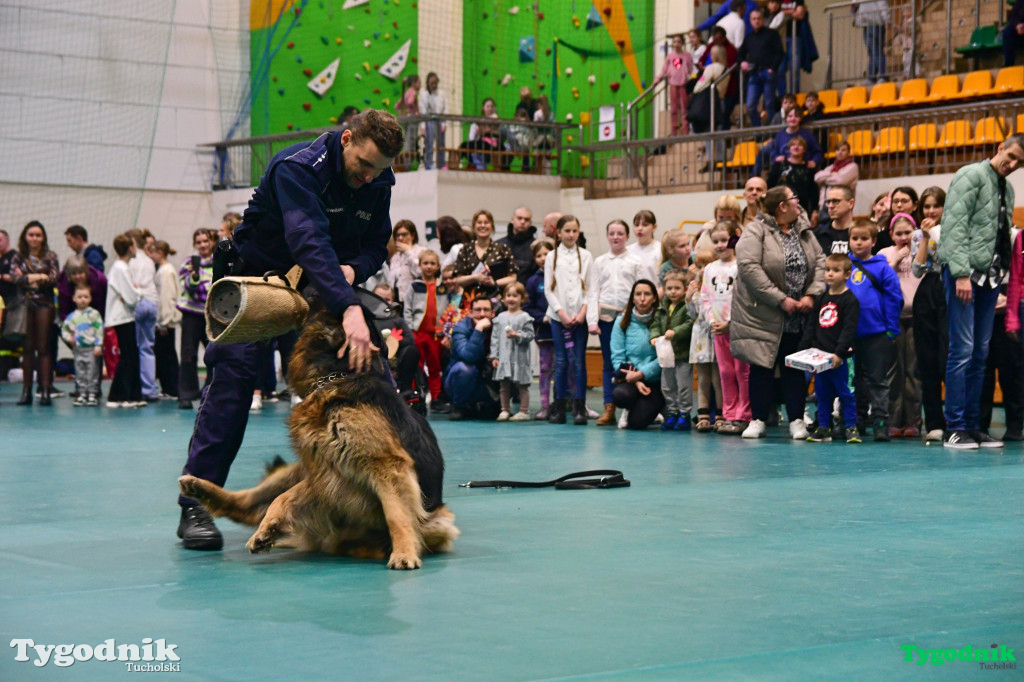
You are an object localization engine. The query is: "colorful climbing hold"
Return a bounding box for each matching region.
[303,102,312,111]
[287,123,294,130]
[303,68,312,77]
[287,41,294,49]
[278,89,285,95]
[373,88,381,94]
[336,37,342,44]
[321,36,329,45]
[609,82,620,93]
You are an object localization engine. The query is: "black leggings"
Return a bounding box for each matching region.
[179,312,209,400]
[22,303,54,390]
[612,381,666,430]
[108,322,141,402]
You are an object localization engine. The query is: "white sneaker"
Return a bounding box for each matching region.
[789,419,809,440]
[250,394,263,412]
[496,410,510,421]
[105,401,121,408]
[654,413,665,425]
[742,419,767,438]
[509,411,530,421]
[617,409,630,429]
[585,404,600,419]
[924,429,944,443]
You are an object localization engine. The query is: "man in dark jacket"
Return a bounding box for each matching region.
[739,8,784,127]
[1005,0,1024,66]
[443,296,498,420]
[496,206,537,284]
[175,109,404,551]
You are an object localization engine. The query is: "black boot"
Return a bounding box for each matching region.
[177,505,224,551]
[548,399,566,424]
[39,386,52,406]
[17,383,32,406]
[572,399,588,425]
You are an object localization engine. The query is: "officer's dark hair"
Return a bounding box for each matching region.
[348,109,404,159]
[65,224,88,241]
[113,233,134,257]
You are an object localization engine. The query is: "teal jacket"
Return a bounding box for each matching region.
[649,297,694,361]
[610,312,661,382]
[938,160,1015,279]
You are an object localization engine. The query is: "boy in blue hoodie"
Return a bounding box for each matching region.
[847,219,904,442]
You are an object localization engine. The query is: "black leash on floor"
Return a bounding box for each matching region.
[459,470,630,490]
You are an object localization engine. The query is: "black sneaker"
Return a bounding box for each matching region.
[845,426,862,444]
[177,505,223,551]
[448,407,469,421]
[807,426,832,442]
[430,398,452,414]
[970,431,1005,449]
[943,430,979,450]
[1003,429,1024,441]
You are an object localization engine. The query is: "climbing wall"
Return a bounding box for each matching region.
[250,0,420,136]
[461,0,654,127]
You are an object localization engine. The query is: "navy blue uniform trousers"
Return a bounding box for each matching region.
[178,341,262,506]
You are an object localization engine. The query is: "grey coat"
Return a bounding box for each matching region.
[729,211,826,368]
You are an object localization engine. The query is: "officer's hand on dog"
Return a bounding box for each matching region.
[340,306,378,372]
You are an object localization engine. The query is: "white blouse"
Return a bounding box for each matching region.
[544,243,593,322]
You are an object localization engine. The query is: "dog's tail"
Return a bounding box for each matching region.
[420,505,460,553]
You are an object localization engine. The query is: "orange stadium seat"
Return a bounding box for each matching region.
[937,120,974,148]
[834,86,868,114]
[824,131,844,158]
[1017,113,1024,134]
[872,126,906,154]
[974,116,1009,145]
[725,141,759,168]
[908,123,938,151]
[957,70,994,99]
[817,89,839,112]
[864,82,897,109]
[897,79,929,107]
[993,66,1024,95]
[796,92,807,108]
[847,129,874,156]
[926,74,961,102]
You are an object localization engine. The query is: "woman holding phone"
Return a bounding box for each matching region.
[176,228,216,410]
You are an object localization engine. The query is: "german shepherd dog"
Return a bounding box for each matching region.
[178,301,459,569]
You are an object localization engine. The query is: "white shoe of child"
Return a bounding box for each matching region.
[789,419,810,440]
[250,394,263,412]
[617,409,630,430]
[496,410,511,421]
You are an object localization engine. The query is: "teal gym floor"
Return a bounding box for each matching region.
[2,382,1022,681]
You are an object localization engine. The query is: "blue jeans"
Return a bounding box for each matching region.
[443,361,493,409]
[550,320,588,400]
[943,268,1000,431]
[863,25,886,81]
[745,69,777,128]
[135,298,158,399]
[423,121,444,169]
[598,319,615,404]
[816,359,856,429]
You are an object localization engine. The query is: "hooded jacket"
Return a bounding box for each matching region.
[847,253,903,338]
[497,222,539,284]
[729,211,826,368]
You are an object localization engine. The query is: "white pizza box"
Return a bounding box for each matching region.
[784,348,834,374]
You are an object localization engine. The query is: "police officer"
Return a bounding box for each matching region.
[176,109,405,550]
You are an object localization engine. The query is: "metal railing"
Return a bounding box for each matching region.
[201,114,574,189]
[573,96,1024,199]
[824,0,917,89]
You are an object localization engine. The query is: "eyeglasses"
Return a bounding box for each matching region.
[786,196,801,203]
[823,199,845,205]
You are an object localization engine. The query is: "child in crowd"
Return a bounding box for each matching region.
[802,254,861,443]
[880,214,923,438]
[847,219,903,442]
[658,230,693,291]
[61,286,104,406]
[701,221,750,434]
[589,221,644,426]
[106,234,143,408]
[650,269,695,430]
[688,249,724,431]
[491,282,535,421]
[525,238,555,419]
[627,210,662,283]
[404,249,450,412]
[910,187,947,442]
[389,220,424,303]
[656,34,694,135]
[148,240,181,400]
[544,215,593,425]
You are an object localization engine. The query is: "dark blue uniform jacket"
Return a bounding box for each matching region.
[233,130,394,317]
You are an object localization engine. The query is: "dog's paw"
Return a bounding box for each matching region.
[387,551,422,570]
[246,531,275,554]
[178,475,208,500]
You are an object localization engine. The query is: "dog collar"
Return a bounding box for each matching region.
[312,370,349,392]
